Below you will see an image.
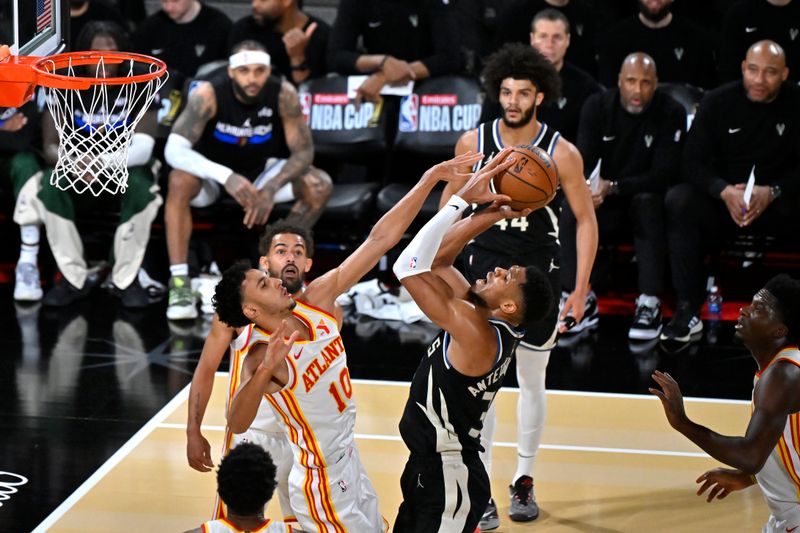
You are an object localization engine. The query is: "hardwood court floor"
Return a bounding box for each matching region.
[32,376,767,532]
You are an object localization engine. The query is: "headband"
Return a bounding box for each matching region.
[229,50,271,69]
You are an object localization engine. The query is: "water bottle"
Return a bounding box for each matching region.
[707,286,722,344]
[707,285,723,315]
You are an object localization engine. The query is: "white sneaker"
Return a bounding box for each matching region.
[14,262,43,301]
[192,274,221,315]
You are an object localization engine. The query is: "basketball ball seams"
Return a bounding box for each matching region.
[502,173,549,198]
[492,144,559,210]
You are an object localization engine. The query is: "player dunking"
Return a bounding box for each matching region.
[393,148,554,532]
[652,274,800,533]
[440,43,598,527]
[212,151,486,532]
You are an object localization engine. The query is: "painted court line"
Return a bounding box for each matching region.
[32,385,192,533]
[157,422,710,459]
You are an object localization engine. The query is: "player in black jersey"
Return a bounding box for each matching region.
[393,148,554,533]
[164,40,333,320]
[440,43,598,528]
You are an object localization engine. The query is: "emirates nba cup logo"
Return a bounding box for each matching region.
[399,94,419,132]
[0,471,28,507]
[299,92,312,124]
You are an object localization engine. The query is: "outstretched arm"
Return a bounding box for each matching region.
[304,151,485,310]
[228,322,297,434]
[650,365,800,474]
[186,314,235,472]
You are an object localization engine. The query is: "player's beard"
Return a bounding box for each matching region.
[281,275,304,295]
[232,80,263,105]
[501,103,536,129]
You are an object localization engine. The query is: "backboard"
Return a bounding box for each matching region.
[0,0,68,57]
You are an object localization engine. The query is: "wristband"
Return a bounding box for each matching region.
[378,55,389,70]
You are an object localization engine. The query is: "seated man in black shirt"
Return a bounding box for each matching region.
[228,0,329,86]
[597,0,717,89]
[327,0,462,105]
[662,40,800,343]
[133,0,232,79]
[561,53,685,340]
[163,41,332,321]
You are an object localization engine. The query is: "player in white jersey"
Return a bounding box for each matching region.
[213,151,488,532]
[186,220,323,525]
[651,274,800,532]
[184,442,296,533]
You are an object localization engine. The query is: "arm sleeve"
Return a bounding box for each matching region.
[681,94,729,198]
[327,0,364,74]
[164,133,233,185]
[125,132,155,167]
[393,195,469,280]
[618,102,685,195]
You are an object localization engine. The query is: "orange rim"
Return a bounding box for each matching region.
[30,51,167,89]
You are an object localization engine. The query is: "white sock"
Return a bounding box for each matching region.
[479,401,497,480]
[513,345,551,483]
[19,225,39,264]
[170,263,189,278]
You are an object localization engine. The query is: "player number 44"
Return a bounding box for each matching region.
[495,217,529,232]
[328,367,353,413]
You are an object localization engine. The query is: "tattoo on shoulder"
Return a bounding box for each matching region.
[172,83,215,143]
[278,82,303,119]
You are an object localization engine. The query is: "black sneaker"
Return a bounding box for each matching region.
[116,279,150,309]
[660,301,703,342]
[566,290,599,334]
[509,475,539,522]
[629,296,662,340]
[478,497,500,531]
[43,274,96,307]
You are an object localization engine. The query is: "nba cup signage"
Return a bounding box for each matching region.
[301,93,382,131]
[398,93,480,133]
[0,471,28,508]
[395,76,483,155]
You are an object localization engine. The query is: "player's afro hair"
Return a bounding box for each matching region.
[217,442,277,516]
[482,42,562,104]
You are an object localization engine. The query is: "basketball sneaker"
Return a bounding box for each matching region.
[628,295,662,340]
[660,301,703,342]
[167,275,198,320]
[14,262,43,301]
[43,270,99,307]
[509,475,539,522]
[478,498,500,531]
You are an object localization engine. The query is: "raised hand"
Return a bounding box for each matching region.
[260,320,300,374]
[423,150,485,187]
[455,147,516,206]
[649,370,688,430]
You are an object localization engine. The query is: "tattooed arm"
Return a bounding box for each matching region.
[171,82,217,144]
[244,81,314,227]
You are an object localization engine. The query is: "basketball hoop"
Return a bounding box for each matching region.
[0,48,168,196]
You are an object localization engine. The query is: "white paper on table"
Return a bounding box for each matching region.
[588,158,602,193]
[743,165,756,208]
[346,76,414,99]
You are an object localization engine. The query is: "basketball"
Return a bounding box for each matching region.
[493,144,559,210]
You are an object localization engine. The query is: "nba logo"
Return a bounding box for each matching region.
[409,257,418,268]
[399,94,419,132]
[299,92,312,124]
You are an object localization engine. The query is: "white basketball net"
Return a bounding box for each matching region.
[41,55,167,196]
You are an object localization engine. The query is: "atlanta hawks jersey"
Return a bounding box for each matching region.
[470,119,563,252]
[201,517,293,532]
[228,324,282,434]
[753,346,800,519]
[262,300,356,467]
[399,318,525,456]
